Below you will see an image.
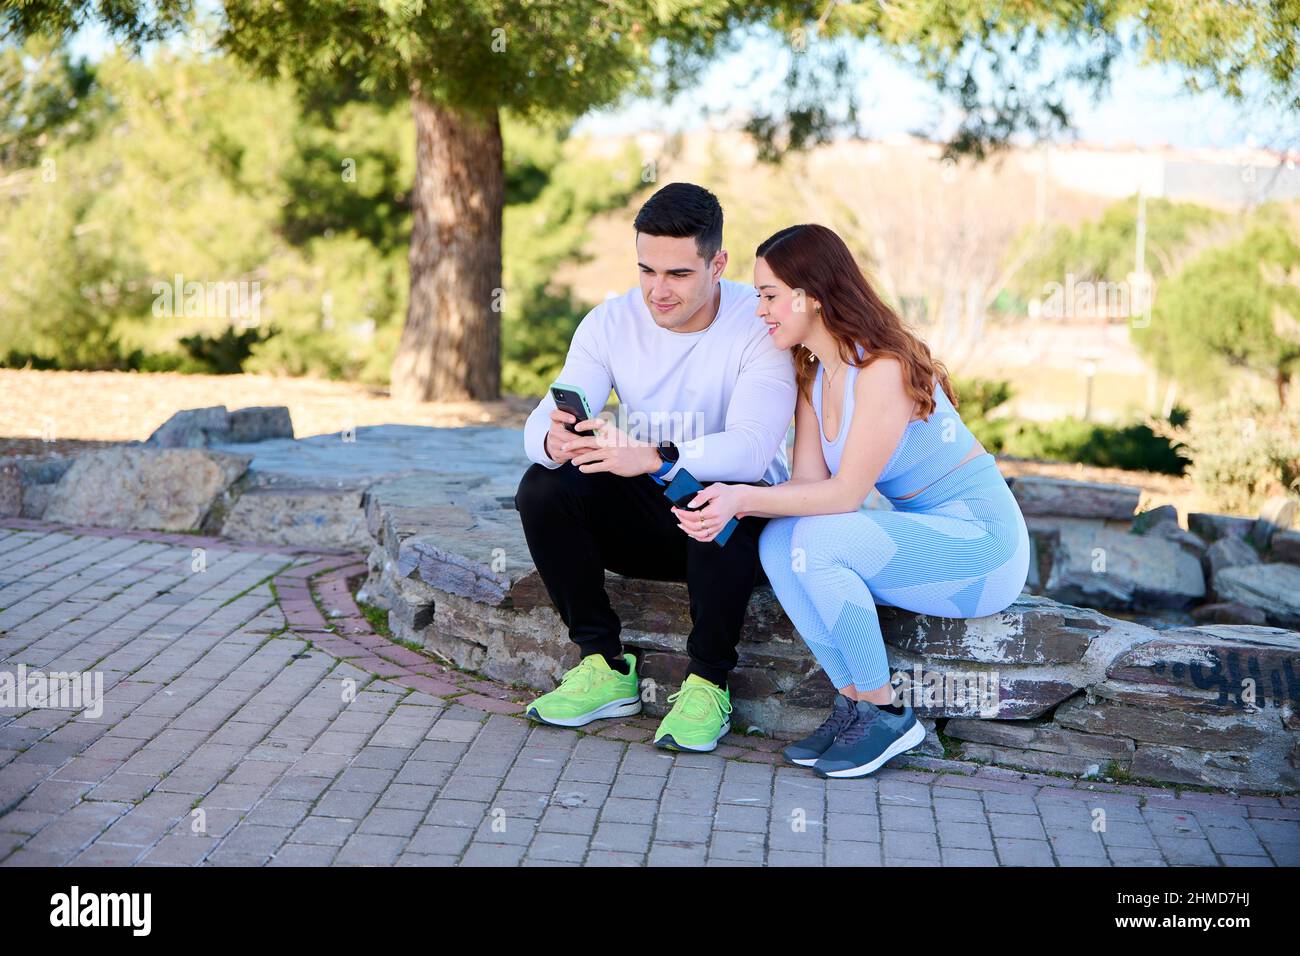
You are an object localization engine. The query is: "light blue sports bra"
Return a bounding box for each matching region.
[811,343,977,502]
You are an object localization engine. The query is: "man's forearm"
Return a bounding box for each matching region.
[674,426,776,483]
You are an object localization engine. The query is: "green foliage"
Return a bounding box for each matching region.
[279,100,414,255]
[1131,213,1300,405]
[950,375,1012,419]
[1010,196,1226,299]
[499,114,645,396]
[0,34,99,169]
[5,3,1300,410]
[954,375,1188,474]
[0,43,410,380]
[0,39,643,389]
[178,324,277,374]
[971,414,1190,475]
[7,1,1300,163]
[215,0,744,122]
[1151,393,1300,514]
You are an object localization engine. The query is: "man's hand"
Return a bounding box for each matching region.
[568,417,661,477]
[542,409,592,464]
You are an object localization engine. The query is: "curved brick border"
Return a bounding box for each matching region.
[2,515,1294,813]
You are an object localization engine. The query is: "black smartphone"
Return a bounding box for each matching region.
[549,382,595,434]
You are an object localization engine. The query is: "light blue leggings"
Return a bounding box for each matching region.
[758,453,1030,692]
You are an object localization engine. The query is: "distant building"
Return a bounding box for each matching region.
[1041,143,1300,208]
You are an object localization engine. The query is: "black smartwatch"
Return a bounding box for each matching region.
[652,440,679,480]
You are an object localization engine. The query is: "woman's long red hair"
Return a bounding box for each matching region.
[755,223,958,417]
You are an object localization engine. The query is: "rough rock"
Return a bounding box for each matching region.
[1188,512,1255,543]
[1104,624,1299,710]
[218,486,370,549]
[1033,516,1205,611]
[1271,530,1300,564]
[946,715,1134,758]
[0,456,74,518]
[228,406,294,444]
[1053,693,1275,752]
[1132,504,1179,533]
[1212,564,1300,629]
[1251,495,1297,550]
[1009,475,1141,520]
[1139,520,1209,555]
[0,462,19,517]
[945,714,1132,776]
[43,447,251,531]
[145,406,232,448]
[1205,535,1262,599]
[146,404,294,448]
[1191,602,1268,626]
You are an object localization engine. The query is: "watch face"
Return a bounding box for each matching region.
[658,441,679,463]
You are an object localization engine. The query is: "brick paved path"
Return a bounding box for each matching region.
[1,522,1296,867]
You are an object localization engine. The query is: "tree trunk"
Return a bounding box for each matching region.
[390,91,503,402]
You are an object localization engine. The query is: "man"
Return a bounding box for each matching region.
[513,181,797,752]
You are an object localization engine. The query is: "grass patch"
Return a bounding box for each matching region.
[356,600,393,640]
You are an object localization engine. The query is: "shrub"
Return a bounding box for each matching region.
[1150,393,1300,514]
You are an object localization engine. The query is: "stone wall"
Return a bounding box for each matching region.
[13,412,1300,792]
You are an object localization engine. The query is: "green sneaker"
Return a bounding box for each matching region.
[525,652,641,727]
[653,674,732,752]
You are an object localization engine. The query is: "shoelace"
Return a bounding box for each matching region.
[813,699,859,739]
[666,682,732,722]
[555,656,605,696]
[835,705,880,746]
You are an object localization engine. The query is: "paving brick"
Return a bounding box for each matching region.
[407,825,473,856]
[826,840,882,866]
[243,800,311,829]
[312,788,379,818]
[708,829,765,863]
[461,842,526,866]
[996,838,1056,866]
[2,526,1283,870]
[334,833,406,865]
[269,843,338,866]
[359,808,425,838]
[292,816,358,847]
[425,799,490,829]
[648,842,708,866]
[591,821,653,854]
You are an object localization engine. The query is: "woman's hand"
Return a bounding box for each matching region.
[671,482,749,543]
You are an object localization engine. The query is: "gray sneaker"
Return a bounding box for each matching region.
[812,700,926,778]
[782,693,858,767]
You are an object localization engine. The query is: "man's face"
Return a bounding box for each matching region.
[636,232,725,330]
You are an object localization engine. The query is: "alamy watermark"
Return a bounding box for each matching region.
[592,405,709,456]
[889,664,1000,717]
[0,665,104,718]
[1034,272,1153,325]
[152,273,262,325]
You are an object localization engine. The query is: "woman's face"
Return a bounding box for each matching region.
[754,256,818,351]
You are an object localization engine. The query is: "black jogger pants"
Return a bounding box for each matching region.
[513,461,770,688]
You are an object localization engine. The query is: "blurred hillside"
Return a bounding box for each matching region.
[556,128,1300,424]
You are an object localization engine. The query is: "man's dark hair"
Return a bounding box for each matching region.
[632,182,723,264]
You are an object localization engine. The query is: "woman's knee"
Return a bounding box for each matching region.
[788,513,869,570]
[758,516,798,580]
[974,530,1032,616]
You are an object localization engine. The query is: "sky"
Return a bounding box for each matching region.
[67,18,1293,154]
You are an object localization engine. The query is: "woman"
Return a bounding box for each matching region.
[671,224,1030,779]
